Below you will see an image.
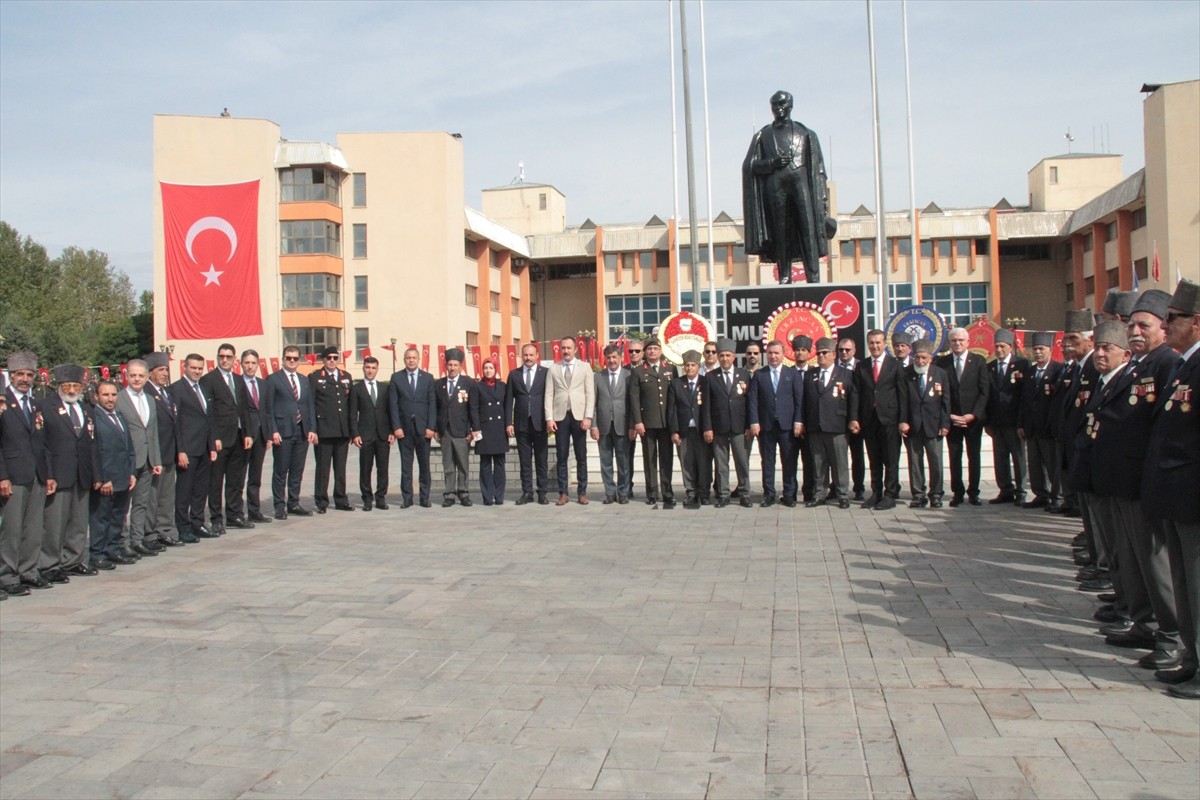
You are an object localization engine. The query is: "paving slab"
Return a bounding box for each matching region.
[2,450,1198,799]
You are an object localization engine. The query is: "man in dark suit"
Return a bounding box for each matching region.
[624,341,645,500]
[1142,279,1200,697]
[703,338,752,508]
[235,350,272,524]
[309,347,353,513]
[891,331,913,370]
[171,353,217,541]
[40,364,97,581]
[200,343,245,535]
[89,380,137,570]
[802,338,856,509]
[434,348,477,507]
[788,335,816,502]
[592,344,631,504]
[389,347,436,508]
[506,343,550,505]
[629,336,678,508]
[266,346,317,518]
[1,352,56,596]
[351,356,394,511]
[900,339,951,508]
[145,352,183,547]
[1018,333,1064,511]
[748,339,804,506]
[986,329,1030,505]
[855,329,908,511]
[937,327,990,506]
[837,337,866,500]
[669,350,709,509]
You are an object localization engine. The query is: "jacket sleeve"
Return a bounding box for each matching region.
[747,374,761,427]
[147,403,161,467]
[503,375,516,426]
[790,371,805,425]
[348,383,362,439]
[543,370,556,423]
[971,357,990,419]
[387,378,402,432]
[583,369,595,422]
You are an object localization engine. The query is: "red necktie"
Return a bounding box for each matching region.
[250,379,259,409]
[873,359,881,382]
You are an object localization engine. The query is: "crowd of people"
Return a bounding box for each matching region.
[1,281,1197,698]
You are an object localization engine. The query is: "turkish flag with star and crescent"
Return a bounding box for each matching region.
[162,180,263,339]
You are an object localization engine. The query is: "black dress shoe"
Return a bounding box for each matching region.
[142,539,166,551]
[1167,676,1200,699]
[515,494,533,506]
[909,498,928,508]
[288,506,312,516]
[335,504,354,511]
[873,497,897,511]
[603,495,616,505]
[989,493,1015,505]
[780,497,796,508]
[180,533,200,544]
[194,527,219,539]
[273,511,288,520]
[1105,631,1156,649]
[1094,607,1124,623]
[316,507,327,514]
[1022,497,1049,509]
[376,501,388,510]
[862,494,878,509]
[1097,592,1118,603]
[930,499,944,508]
[132,544,159,557]
[120,547,141,559]
[1139,649,1184,670]
[683,499,700,510]
[158,538,184,548]
[3,583,31,595]
[805,499,821,508]
[109,554,137,565]
[1155,667,1196,684]
[23,576,53,589]
[537,494,549,505]
[662,498,676,509]
[968,496,981,506]
[1080,577,1114,592]
[420,500,432,508]
[837,498,851,509]
[402,500,414,509]
[1045,501,1064,513]
[226,517,255,529]
[92,559,116,571]
[248,512,273,523]
[43,570,69,584]
[761,496,776,507]
[66,563,99,576]
[715,498,728,508]
[852,490,865,502]
[740,496,753,508]
[482,499,494,506]
[618,496,629,505]
[949,496,964,507]
[362,504,373,511]
[459,496,473,507]
[442,498,455,508]
[1099,618,1134,635]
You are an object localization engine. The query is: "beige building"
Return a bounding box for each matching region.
[153,79,1198,367]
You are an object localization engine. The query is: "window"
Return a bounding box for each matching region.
[604,253,618,271]
[281,220,341,256]
[859,239,875,258]
[1085,275,1095,295]
[510,298,520,316]
[733,243,746,261]
[1066,282,1075,303]
[920,282,989,328]
[280,167,341,204]
[1107,267,1118,288]
[715,245,730,263]
[863,284,915,326]
[974,238,990,256]
[465,332,479,346]
[464,238,476,259]
[352,173,366,207]
[638,252,653,270]
[281,274,340,309]
[1134,257,1148,280]
[1083,233,1093,252]
[465,285,477,306]
[352,224,367,258]
[998,243,1050,261]
[896,238,912,257]
[282,327,340,356]
[1133,207,1147,229]
[955,239,971,258]
[682,289,727,334]
[605,293,672,340]
[920,240,933,258]
[1106,222,1118,242]
[539,192,547,211]
[839,240,855,259]
[530,301,538,321]
[1049,166,1059,184]
[354,328,369,362]
[489,292,500,312]
[937,240,951,258]
[1061,242,1074,261]
[354,276,368,311]
[489,249,500,269]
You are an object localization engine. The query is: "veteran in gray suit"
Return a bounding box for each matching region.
[592,344,630,504]
[116,359,162,557]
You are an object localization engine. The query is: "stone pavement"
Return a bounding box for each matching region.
[2,452,1198,799]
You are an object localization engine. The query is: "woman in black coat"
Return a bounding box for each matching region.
[470,359,510,505]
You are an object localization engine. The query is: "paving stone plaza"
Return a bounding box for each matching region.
[1,446,1198,800]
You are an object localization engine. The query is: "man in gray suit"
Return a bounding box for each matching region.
[592,344,630,504]
[116,359,162,558]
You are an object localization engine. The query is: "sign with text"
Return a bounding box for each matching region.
[725,284,869,364]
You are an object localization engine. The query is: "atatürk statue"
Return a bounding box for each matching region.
[742,90,835,284]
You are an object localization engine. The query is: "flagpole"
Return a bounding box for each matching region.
[679,0,702,313]
[668,0,682,311]
[867,0,889,330]
[902,0,918,310]
[699,0,716,327]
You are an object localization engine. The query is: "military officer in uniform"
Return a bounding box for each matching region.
[310,347,353,513]
[629,336,677,508]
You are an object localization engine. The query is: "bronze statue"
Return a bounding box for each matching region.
[742,90,835,284]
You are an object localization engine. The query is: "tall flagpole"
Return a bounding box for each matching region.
[867,0,888,330]
[699,0,717,327]
[669,1,681,311]
[680,0,702,311]
[902,0,918,310]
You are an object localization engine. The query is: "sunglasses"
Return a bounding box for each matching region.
[1166,311,1195,323]
[703,350,717,355]
[324,355,340,361]
[837,348,853,352]
[629,349,643,353]
[284,356,300,361]
[218,353,235,359]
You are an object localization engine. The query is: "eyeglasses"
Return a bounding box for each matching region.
[284,356,300,361]
[629,349,643,353]
[324,355,339,361]
[1166,311,1195,323]
[837,347,853,352]
[703,349,717,355]
[218,353,235,359]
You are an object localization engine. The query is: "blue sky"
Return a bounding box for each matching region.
[1,0,1197,292]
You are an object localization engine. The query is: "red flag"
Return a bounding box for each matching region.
[305,354,317,366]
[361,347,372,359]
[1052,332,1065,364]
[1013,330,1027,353]
[577,339,589,364]
[436,345,446,376]
[37,368,49,384]
[505,344,518,372]
[1152,243,1161,282]
[469,346,482,377]
[206,359,216,372]
[380,343,395,352]
[551,341,562,362]
[341,350,351,363]
[270,357,280,373]
[100,365,111,379]
[161,180,262,339]
[421,345,431,371]
[259,359,271,376]
[621,338,631,366]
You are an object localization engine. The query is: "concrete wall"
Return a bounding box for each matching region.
[1144,81,1200,288]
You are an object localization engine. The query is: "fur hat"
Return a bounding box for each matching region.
[994,329,1016,347]
[790,335,813,352]
[891,331,913,346]
[1131,289,1172,320]
[815,337,836,353]
[1064,309,1094,333]
[1030,332,1055,348]
[1093,320,1129,350]
[144,352,169,371]
[913,339,935,355]
[716,338,737,353]
[682,350,701,365]
[52,364,85,384]
[444,348,465,363]
[6,351,37,372]
[1168,279,1200,316]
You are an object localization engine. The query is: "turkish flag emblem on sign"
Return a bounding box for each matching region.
[162,180,263,339]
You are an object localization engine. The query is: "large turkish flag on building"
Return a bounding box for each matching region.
[162,180,263,339]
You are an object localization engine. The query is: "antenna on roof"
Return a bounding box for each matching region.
[511,161,525,185]
[1064,127,1074,154]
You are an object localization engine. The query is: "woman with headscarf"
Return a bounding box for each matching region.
[470,358,510,504]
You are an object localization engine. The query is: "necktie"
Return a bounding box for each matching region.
[21,394,33,422]
[689,380,696,398]
[821,369,829,388]
[610,371,617,394]
[1035,367,1044,383]
[725,370,732,390]
[287,373,301,422]
[70,403,82,434]
[226,371,235,395]
[192,382,206,411]
[563,363,572,384]
[956,357,964,378]
[449,379,456,397]
[136,392,148,425]
[873,359,881,382]
[250,379,259,409]
[369,381,377,402]
[410,371,417,392]
[162,388,174,414]
[920,373,927,393]
[771,369,779,391]
[999,361,1006,380]
[1166,355,1185,388]
[525,367,532,391]
[108,411,124,432]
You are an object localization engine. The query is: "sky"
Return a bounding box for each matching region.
[1,0,1197,293]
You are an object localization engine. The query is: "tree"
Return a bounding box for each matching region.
[133,290,154,356]
[95,318,141,364]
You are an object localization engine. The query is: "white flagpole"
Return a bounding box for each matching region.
[680,1,702,312]
[902,0,918,310]
[669,0,681,311]
[867,0,889,330]
[699,0,716,326]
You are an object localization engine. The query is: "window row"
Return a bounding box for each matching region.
[282,274,340,309]
[838,238,990,259]
[281,220,341,257]
[282,327,340,356]
[280,167,341,204]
